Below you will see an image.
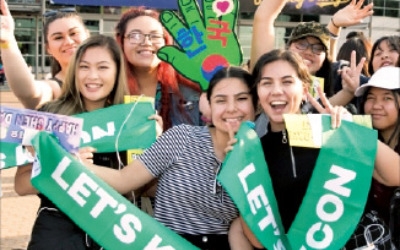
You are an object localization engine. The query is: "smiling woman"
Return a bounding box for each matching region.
[114,7,202,130]
[368,36,400,75]
[113,6,204,220]
[76,47,118,111]
[353,66,400,248]
[0,0,90,109]
[84,66,258,250]
[240,50,400,250]
[14,35,129,250]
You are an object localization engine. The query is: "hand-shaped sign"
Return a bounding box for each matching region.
[157,0,243,91]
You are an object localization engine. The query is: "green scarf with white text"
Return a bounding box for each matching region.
[218,116,377,249]
[30,131,198,250]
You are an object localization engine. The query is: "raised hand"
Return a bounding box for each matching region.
[331,0,373,27]
[0,0,16,45]
[224,121,237,154]
[307,86,351,129]
[157,0,242,91]
[340,50,366,94]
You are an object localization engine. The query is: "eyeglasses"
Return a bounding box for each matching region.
[293,40,326,55]
[125,32,164,45]
[43,8,77,18]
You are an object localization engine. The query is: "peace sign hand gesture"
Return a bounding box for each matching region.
[157,0,243,91]
[340,50,366,94]
[308,86,351,129]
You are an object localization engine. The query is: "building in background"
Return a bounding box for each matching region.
[6,0,400,80]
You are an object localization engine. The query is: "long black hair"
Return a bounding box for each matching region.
[360,87,400,147]
[368,36,400,75]
[207,66,258,109]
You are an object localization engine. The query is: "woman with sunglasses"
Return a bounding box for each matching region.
[0,0,90,109]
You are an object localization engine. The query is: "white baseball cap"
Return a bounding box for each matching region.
[354,66,400,97]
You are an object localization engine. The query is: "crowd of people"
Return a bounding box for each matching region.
[1,0,399,248]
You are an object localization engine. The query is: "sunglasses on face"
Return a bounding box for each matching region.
[43,8,77,18]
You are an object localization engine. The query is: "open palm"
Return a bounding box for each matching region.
[157,0,242,91]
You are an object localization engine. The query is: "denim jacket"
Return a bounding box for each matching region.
[155,82,203,127]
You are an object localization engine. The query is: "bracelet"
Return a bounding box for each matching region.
[0,42,9,49]
[330,17,340,28]
[329,31,339,40]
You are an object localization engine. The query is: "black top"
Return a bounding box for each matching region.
[367,143,400,225]
[39,151,126,209]
[260,126,320,231]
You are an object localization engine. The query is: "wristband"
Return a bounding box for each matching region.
[329,31,339,40]
[330,17,340,28]
[0,42,9,49]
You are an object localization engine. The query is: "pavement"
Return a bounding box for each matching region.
[1,90,40,250]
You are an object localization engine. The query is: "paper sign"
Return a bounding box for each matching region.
[124,95,155,163]
[284,114,321,148]
[309,76,325,99]
[0,106,83,153]
[284,114,372,148]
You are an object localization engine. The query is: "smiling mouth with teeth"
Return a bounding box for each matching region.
[138,50,155,55]
[224,117,243,122]
[271,101,287,108]
[86,84,102,88]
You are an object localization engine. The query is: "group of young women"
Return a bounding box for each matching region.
[1,0,399,248]
[248,0,400,248]
[1,0,201,248]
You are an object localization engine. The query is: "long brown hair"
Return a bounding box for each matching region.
[42,35,128,115]
[42,10,88,78]
[360,88,400,148]
[253,49,312,88]
[115,7,200,130]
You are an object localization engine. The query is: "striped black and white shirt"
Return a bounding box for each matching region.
[139,125,238,235]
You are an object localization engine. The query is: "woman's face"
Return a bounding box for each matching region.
[257,60,306,132]
[77,47,117,111]
[288,36,326,75]
[46,17,89,69]
[209,77,255,134]
[123,16,165,70]
[371,40,400,73]
[364,87,399,135]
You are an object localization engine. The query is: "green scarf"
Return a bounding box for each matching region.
[218,116,377,249]
[31,131,199,250]
[1,102,156,169]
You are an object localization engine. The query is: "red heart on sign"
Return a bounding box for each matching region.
[217,1,229,13]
